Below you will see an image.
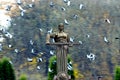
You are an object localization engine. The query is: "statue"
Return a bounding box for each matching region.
[46,23,70,79]
[46,23,69,43]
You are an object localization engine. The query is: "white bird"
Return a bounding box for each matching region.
[40,52,44,55]
[14,49,18,53]
[0,28,7,34]
[37,66,41,70]
[48,68,53,72]
[86,34,90,38]
[47,28,53,34]
[17,0,22,5]
[70,37,74,42]
[50,1,54,7]
[8,44,12,48]
[30,39,34,45]
[67,0,71,6]
[63,0,68,3]
[67,63,72,70]
[78,40,83,44]
[39,28,43,32]
[50,50,55,55]
[79,4,84,10]
[5,5,11,11]
[61,7,66,11]
[5,32,13,38]
[87,53,95,61]
[18,6,26,16]
[104,37,109,43]
[18,6,26,12]
[27,58,33,62]
[32,0,35,2]
[64,19,69,25]
[28,4,33,8]
[73,14,78,19]
[9,61,13,64]
[31,48,34,53]
[20,11,24,16]
[37,58,43,62]
[69,61,72,64]
[0,43,2,51]
[105,19,111,24]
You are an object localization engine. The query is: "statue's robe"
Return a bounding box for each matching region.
[50,31,69,74]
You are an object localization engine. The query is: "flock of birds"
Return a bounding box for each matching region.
[0,0,113,71]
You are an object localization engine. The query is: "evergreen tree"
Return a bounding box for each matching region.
[0,57,15,80]
[0,61,4,80]
[115,66,120,80]
[48,55,75,80]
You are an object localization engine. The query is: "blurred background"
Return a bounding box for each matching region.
[0,0,120,80]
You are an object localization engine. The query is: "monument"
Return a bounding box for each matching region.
[46,23,79,80]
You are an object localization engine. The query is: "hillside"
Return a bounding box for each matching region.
[0,0,120,80]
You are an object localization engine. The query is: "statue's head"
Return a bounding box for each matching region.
[58,23,64,31]
[58,73,68,80]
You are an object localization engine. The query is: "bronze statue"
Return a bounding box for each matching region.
[46,23,69,44]
[46,23,70,79]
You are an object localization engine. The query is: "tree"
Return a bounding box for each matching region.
[0,60,3,80]
[0,57,15,80]
[19,73,27,80]
[115,66,120,80]
[48,55,75,80]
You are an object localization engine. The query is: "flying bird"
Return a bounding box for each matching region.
[87,53,95,61]
[63,0,68,3]
[8,44,12,48]
[79,4,84,10]
[37,58,43,62]
[67,63,72,70]
[61,7,66,11]
[48,68,53,72]
[105,18,111,24]
[27,57,33,62]
[0,43,2,51]
[50,1,54,7]
[5,5,12,11]
[4,32,13,39]
[32,0,35,2]
[70,37,74,42]
[30,39,34,45]
[50,50,55,55]
[47,28,53,34]
[64,19,69,25]
[78,40,83,44]
[14,48,19,53]
[67,0,71,6]
[104,36,109,43]
[73,14,78,19]
[39,28,43,32]
[37,66,41,70]
[18,6,26,16]
[17,0,22,5]
[31,48,34,53]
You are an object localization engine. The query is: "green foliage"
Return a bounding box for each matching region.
[114,66,120,80]
[48,56,57,80]
[19,73,27,80]
[0,61,3,80]
[0,57,15,80]
[48,55,75,80]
